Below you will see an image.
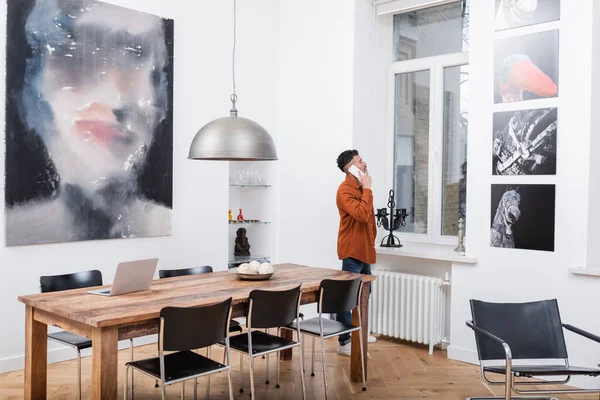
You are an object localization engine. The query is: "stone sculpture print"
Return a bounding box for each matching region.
[490,184,555,252]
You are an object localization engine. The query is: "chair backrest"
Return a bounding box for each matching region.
[160,297,232,352]
[318,278,362,314]
[40,270,103,293]
[248,285,301,329]
[158,265,213,278]
[470,299,568,361]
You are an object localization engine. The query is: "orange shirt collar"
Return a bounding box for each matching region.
[345,173,361,190]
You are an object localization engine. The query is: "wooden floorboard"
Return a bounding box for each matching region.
[0,335,598,399]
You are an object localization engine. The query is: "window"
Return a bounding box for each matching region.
[388,0,469,245]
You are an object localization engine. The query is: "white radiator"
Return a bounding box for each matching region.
[369,269,449,354]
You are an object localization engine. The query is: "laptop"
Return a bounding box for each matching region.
[87,258,158,296]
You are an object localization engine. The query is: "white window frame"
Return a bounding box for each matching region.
[380,2,469,246]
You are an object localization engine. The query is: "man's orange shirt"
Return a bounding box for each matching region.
[336,174,377,264]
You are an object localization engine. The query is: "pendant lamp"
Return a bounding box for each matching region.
[188,0,278,161]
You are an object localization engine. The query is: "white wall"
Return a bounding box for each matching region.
[0,0,279,373]
[353,0,379,181]
[449,0,600,390]
[364,0,600,390]
[275,0,356,269]
[586,0,600,269]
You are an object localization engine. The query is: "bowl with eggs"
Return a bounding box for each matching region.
[233,261,275,281]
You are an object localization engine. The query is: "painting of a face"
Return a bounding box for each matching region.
[5,0,174,245]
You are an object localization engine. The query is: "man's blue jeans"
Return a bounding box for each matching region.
[336,257,371,346]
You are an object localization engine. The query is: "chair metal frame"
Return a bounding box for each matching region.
[466,320,600,400]
[283,280,367,400]
[227,291,307,400]
[40,270,136,400]
[234,313,304,392]
[156,265,242,392]
[46,334,134,400]
[124,304,234,400]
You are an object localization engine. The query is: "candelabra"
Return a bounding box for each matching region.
[376,189,408,248]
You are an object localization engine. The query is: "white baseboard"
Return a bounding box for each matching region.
[447,345,479,365]
[0,335,158,374]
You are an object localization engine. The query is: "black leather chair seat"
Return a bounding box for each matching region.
[229,320,243,333]
[126,350,226,383]
[225,330,297,355]
[48,331,92,350]
[288,317,357,337]
[485,365,600,377]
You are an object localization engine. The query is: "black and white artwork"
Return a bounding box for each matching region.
[5,0,174,246]
[490,184,555,252]
[495,0,560,31]
[492,108,557,175]
[494,30,558,104]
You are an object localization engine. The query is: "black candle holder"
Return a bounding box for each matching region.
[376,189,408,248]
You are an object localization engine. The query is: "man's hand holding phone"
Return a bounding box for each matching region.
[358,170,372,189]
[349,164,372,189]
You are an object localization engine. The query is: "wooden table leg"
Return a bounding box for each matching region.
[280,329,294,360]
[351,281,370,382]
[91,326,119,400]
[25,306,47,400]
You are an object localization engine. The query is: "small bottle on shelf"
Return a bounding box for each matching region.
[237,208,244,221]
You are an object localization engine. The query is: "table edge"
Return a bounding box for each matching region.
[17,266,375,328]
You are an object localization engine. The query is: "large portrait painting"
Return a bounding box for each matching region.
[5,0,174,246]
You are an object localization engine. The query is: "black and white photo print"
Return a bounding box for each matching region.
[495,0,560,31]
[490,184,555,252]
[492,108,557,175]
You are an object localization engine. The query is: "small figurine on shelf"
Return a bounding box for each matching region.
[234,228,251,256]
[237,208,244,221]
[228,209,233,221]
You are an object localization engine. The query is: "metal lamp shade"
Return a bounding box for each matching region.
[188,115,278,161]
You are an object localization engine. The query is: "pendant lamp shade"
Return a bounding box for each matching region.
[188,111,278,161]
[187,0,277,161]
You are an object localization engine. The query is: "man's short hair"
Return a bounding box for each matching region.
[337,150,358,172]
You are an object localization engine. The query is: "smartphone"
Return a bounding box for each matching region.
[348,165,362,181]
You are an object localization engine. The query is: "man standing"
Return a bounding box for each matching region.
[335,150,377,356]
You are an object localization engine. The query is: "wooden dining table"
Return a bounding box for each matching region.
[18,263,375,399]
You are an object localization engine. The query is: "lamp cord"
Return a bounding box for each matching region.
[230,0,238,113]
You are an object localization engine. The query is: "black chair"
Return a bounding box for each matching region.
[226,285,306,399]
[124,297,235,400]
[159,265,303,391]
[40,270,135,400]
[158,265,214,278]
[466,299,600,400]
[157,266,243,394]
[158,266,243,335]
[283,277,366,399]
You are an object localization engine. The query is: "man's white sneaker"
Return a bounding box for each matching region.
[337,343,351,357]
[368,335,377,343]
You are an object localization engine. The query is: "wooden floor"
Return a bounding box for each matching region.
[0,335,597,399]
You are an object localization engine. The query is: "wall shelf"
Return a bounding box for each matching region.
[229,255,270,264]
[229,221,271,225]
[229,161,275,268]
[229,184,271,188]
